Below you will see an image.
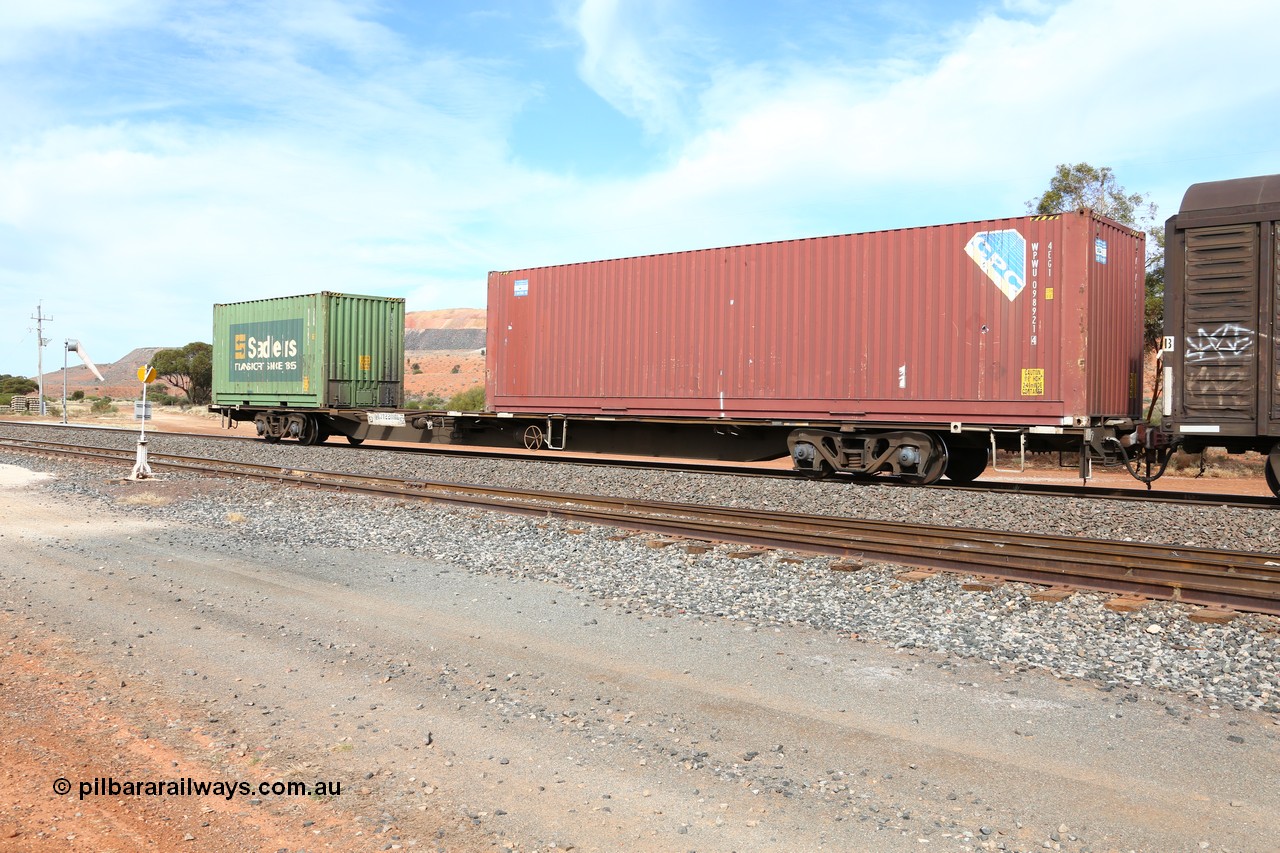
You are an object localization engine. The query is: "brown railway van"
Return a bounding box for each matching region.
[1164,174,1280,451]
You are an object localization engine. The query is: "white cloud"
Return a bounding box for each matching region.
[0,0,163,60]
[0,2,556,366]
[4,0,1279,373]
[569,0,697,137]
[469,0,1280,276]
[0,0,160,32]
[563,0,1280,232]
[1001,0,1056,15]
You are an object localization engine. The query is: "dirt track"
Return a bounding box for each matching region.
[2,462,1278,852]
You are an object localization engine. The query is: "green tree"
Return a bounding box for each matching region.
[151,342,213,405]
[0,375,38,395]
[1142,229,1166,353]
[1028,163,1164,350]
[1028,163,1156,224]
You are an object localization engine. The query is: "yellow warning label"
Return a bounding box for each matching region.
[359,355,372,371]
[1021,368,1045,396]
[302,375,310,391]
[1045,287,1053,300]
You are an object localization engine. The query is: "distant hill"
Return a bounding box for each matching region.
[405,308,486,352]
[405,308,484,330]
[38,346,172,399]
[32,310,489,400]
[405,328,485,350]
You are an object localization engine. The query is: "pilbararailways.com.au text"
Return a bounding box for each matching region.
[53,776,343,801]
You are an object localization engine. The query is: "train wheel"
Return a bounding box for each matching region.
[346,435,365,446]
[802,459,833,480]
[523,425,544,451]
[298,415,322,446]
[789,439,831,479]
[1266,445,1280,498]
[896,432,947,485]
[916,442,948,485]
[943,445,988,483]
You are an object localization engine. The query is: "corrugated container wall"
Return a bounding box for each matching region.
[487,211,1144,425]
[213,292,404,409]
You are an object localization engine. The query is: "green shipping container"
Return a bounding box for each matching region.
[213,292,404,409]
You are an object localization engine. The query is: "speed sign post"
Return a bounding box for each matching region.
[130,365,157,480]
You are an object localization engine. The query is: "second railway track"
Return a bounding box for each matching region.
[2,419,1275,509]
[4,435,1279,617]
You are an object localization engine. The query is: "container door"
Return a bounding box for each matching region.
[1270,222,1280,432]
[1180,223,1259,426]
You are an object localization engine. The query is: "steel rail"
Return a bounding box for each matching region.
[1,419,1274,509]
[3,437,1279,615]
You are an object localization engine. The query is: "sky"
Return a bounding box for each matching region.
[3,0,1279,376]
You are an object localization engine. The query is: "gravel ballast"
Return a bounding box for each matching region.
[2,422,1278,719]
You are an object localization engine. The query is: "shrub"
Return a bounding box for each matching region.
[91,398,117,414]
[71,390,85,401]
[0,375,37,395]
[405,393,446,410]
[451,364,461,374]
[446,385,485,411]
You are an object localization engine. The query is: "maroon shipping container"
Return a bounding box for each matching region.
[487,210,1145,427]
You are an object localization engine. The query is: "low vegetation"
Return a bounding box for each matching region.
[404,385,485,411]
[445,385,484,411]
[119,492,173,507]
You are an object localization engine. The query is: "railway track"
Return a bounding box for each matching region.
[4,435,1280,617]
[1,419,1275,509]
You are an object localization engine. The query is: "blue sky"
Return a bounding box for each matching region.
[3,0,1279,375]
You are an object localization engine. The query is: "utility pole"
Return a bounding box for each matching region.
[31,302,52,416]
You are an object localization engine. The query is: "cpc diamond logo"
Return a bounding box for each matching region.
[965,229,1027,301]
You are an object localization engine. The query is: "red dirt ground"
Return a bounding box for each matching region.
[0,629,370,852]
[401,351,484,401]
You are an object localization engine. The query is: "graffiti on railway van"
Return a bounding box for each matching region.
[1185,323,1254,363]
[965,229,1027,301]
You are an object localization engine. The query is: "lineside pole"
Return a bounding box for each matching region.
[62,341,69,425]
[130,365,154,480]
[31,303,51,416]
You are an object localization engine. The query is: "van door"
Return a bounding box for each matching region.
[1180,223,1259,427]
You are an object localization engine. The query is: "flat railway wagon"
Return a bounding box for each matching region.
[1163,173,1280,493]
[211,176,1280,497]
[211,212,1149,486]
[212,292,405,445]
[484,209,1146,483]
